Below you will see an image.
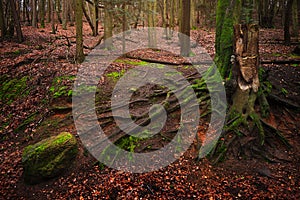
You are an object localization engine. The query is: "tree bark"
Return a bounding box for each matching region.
[32,0,38,28]
[9,0,23,42]
[180,0,191,57]
[215,0,241,79]
[231,24,260,115]
[147,0,157,48]
[51,0,56,34]
[103,1,113,49]
[284,0,294,45]
[62,0,68,29]
[0,0,6,39]
[75,0,84,63]
[291,0,299,38]
[40,0,46,28]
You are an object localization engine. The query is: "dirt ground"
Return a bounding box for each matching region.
[1,23,300,199]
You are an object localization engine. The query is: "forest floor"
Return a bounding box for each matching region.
[1,23,300,199]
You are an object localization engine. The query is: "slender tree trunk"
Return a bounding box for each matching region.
[180,0,191,57]
[190,0,197,29]
[178,0,182,31]
[32,0,38,28]
[291,0,299,38]
[83,2,95,35]
[69,0,75,26]
[62,0,68,29]
[122,2,126,53]
[75,0,84,63]
[40,0,46,28]
[284,0,294,45]
[147,0,157,48]
[51,0,56,33]
[47,0,52,23]
[104,1,113,49]
[170,0,175,32]
[162,0,168,38]
[9,0,23,42]
[0,0,6,39]
[55,0,62,24]
[93,0,99,36]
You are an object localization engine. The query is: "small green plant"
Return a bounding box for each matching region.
[106,69,126,80]
[116,135,141,152]
[291,64,299,67]
[13,49,21,55]
[272,52,282,57]
[49,76,75,98]
[281,87,288,95]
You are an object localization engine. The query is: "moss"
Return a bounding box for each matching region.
[22,132,78,184]
[0,75,30,105]
[114,59,148,66]
[106,69,125,80]
[49,76,75,99]
[215,0,241,78]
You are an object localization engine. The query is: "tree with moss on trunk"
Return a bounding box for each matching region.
[207,0,291,163]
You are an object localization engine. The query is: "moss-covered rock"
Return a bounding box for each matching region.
[22,132,78,184]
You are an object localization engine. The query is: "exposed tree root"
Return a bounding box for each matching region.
[268,93,300,110]
[209,112,292,164]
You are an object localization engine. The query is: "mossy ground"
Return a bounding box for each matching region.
[0,75,30,105]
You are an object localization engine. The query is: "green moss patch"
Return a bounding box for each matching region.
[114,59,149,66]
[0,75,30,105]
[22,132,78,184]
[49,76,75,98]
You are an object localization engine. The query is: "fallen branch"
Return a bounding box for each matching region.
[84,35,104,50]
[261,60,300,65]
[125,54,191,66]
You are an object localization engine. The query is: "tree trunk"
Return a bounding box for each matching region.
[51,0,56,34]
[47,0,52,23]
[32,0,38,28]
[9,0,23,42]
[0,0,6,39]
[40,0,46,28]
[257,0,276,28]
[55,0,62,24]
[104,2,113,49]
[291,0,299,38]
[215,0,241,79]
[62,0,68,29]
[147,0,157,48]
[284,0,294,45]
[180,0,191,57]
[75,0,84,63]
[170,0,175,32]
[190,0,197,29]
[93,0,99,36]
[83,2,95,35]
[231,24,260,115]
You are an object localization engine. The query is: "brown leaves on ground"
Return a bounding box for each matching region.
[1,23,300,199]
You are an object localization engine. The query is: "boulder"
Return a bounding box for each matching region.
[22,132,78,184]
